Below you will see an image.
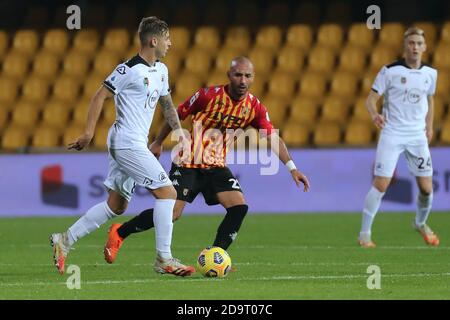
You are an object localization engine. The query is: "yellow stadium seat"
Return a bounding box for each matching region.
[330,72,358,99]
[22,76,49,104]
[282,124,310,146]
[0,106,9,130]
[41,101,71,129]
[289,97,319,126]
[369,45,398,72]
[440,21,450,44]
[286,24,313,51]
[249,77,266,98]
[435,71,450,99]
[174,72,203,98]
[1,125,29,150]
[337,45,367,74]
[299,72,327,99]
[320,98,351,125]
[345,121,373,145]
[214,48,243,73]
[433,96,445,122]
[63,124,85,146]
[379,23,405,50]
[11,102,40,128]
[248,47,275,78]
[93,51,120,78]
[266,72,297,99]
[72,29,99,57]
[42,29,68,56]
[184,48,213,77]
[32,50,60,80]
[347,23,375,52]
[103,29,130,55]
[432,44,450,71]
[306,45,335,74]
[82,74,105,98]
[254,26,283,52]
[52,75,81,103]
[0,30,8,59]
[260,95,288,128]
[313,121,342,146]
[439,120,450,144]
[169,26,190,52]
[12,30,38,56]
[317,24,344,49]
[414,22,437,51]
[93,124,110,149]
[1,52,29,80]
[205,69,228,87]
[352,96,375,123]
[32,126,61,148]
[193,27,220,54]
[224,27,251,52]
[161,49,184,79]
[72,99,91,125]
[0,77,19,105]
[62,50,90,79]
[123,44,139,61]
[275,46,305,76]
[361,71,378,95]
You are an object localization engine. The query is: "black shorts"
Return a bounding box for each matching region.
[168,164,243,206]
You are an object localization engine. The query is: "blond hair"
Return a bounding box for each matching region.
[403,26,425,39]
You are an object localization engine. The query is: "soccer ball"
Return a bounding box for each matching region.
[197,246,232,278]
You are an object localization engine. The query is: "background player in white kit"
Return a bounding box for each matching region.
[50,17,195,276]
[358,26,439,248]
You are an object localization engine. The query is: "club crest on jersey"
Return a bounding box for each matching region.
[240,105,250,117]
[401,77,407,84]
[143,77,149,87]
[183,188,189,196]
[116,66,126,75]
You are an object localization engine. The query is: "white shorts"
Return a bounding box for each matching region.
[103,147,172,202]
[374,132,433,178]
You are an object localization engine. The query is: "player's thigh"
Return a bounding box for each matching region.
[110,148,172,191]
[209,167,246,208]
[104,151,136,207]
[405,136,433,178]
[374,134,403,178]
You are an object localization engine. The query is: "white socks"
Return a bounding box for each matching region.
[153,199,176,259]
[415,192,433,227]
[67,201,117,246]
[360,186,385,236]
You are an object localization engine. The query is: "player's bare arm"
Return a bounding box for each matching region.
[68,86,113,151]
[159,94,182,131]
[366,90,385,129]
[426,95,434,144]
[265,132,310,192]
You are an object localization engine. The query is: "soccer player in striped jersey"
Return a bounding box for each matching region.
[358,27,439,248]
[104,57,310,264]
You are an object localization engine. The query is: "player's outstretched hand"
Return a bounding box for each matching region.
[291,170,310,192]
[149,141,163,159]
[372,113,386,129]
[68,133,92,151]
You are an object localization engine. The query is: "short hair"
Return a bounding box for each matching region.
[403,26,425,39]
[138,16,169,45]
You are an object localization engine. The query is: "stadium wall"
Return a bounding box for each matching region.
[1,148,449,216]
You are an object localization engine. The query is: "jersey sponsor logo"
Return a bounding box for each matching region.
[116,66,126,74]
[143,77,149,87]
[407,88,421,104]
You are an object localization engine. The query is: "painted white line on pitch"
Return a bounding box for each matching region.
[2,272,450,287]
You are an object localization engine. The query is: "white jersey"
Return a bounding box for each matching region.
[103,54,170,149]
[372,59,437,136]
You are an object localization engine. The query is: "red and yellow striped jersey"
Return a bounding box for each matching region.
[176,84,274,168]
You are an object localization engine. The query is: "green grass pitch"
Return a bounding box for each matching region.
[1,212,449,300]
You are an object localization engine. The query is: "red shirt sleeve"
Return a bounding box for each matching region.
[177,88,208,120]
[250,99,275,135]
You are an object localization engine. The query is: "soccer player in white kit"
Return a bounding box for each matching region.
[358,27,439,248]
[50,17,195,276]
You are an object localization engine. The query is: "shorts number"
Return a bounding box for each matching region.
[229,178,241,190]
[417,157,431,169]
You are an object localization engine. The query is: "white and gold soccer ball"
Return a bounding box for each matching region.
[197,246,232,278]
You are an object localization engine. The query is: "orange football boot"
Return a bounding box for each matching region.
[104,223,124,264]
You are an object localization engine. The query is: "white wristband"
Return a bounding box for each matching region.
[285,160,297,171]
